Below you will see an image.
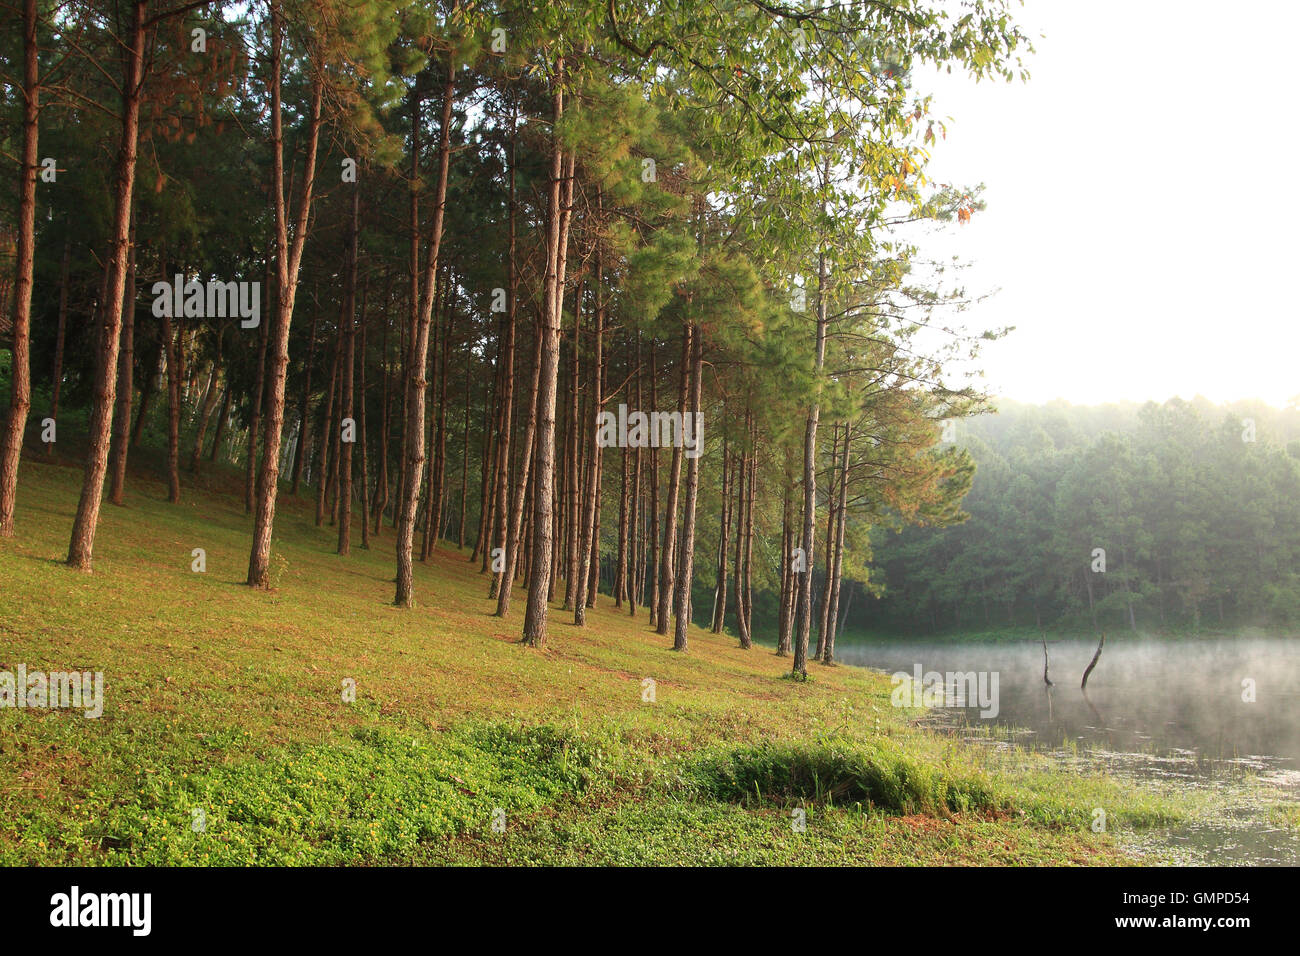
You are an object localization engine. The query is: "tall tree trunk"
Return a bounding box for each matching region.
[419,270,443,560]
[486,116,518,588]
[711,442,730,633]
[372,277,391,535]
[245,241,273,511]
[338,188,359,555]
[395,86,420,537]
[522,69,571,647]
[562,279,582,609]
[49,236,72,453]
[0,0,39,534]
[246,1,323,587]
[495,321,540,614]
[627,332,642,617]
[816,424,840,659]
[672,323,703,651]
[655,328,690,635]
[189,351,223,474]
[358,274,370,550]
[477,310,502,570]
[646,340,660,628]
[776,467,793,655]
[733,447,750,647]
[289,306,317,496]
[458,352,470,548]
[615,445,628,608]
[395,63,455,607]
[66,0,146,568]
[473,365,493,564]
[430,280,454,552]
[823,422,851,665]
[161,258,182,504]
[743,435,756,644]
[209,383,232,462]
[108,225,137,504]
[792,247,828,677]
[586,399,603,608]
[573,268,603,626]
[315,324,341,525]
[327,322,345,525]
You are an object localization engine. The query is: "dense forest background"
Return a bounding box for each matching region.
[853,397,1300,638]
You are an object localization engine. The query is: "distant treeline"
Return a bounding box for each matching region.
[862,397,1300,636]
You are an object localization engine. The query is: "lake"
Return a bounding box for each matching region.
[835,635,1300,761]
[834,634,1300,864]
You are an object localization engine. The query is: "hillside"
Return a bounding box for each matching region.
[0,458,1208,865]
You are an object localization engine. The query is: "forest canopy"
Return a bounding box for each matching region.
[864,397,1300,637]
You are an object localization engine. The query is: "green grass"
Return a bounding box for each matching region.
[0,456,1192,865]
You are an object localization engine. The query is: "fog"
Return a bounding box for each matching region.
[837,636,1300,764]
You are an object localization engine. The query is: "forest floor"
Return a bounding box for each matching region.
[0,456,1203,865]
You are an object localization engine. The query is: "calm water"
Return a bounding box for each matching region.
[836,635,1300,864]
[836,636,1300,761]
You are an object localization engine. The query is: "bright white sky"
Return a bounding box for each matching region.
[910,0,1300,408]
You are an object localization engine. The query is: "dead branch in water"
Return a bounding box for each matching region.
[1041,637,1054,687]
[1081,632,1106,690]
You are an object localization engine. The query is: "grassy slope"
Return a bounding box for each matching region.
[0,457,1188,865]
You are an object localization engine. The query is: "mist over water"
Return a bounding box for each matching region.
[837,634,1300,863]
[836,635,1300,762]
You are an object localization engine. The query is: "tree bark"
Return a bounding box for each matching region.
[522,68,571,647]
[627,332,642,617]
[49,236,72,452]
[289,306,317,496]
[66,0,146,568]
[426,269,452,561]
[823,421,851,665]
[743,438,758,648]
[315,323,340,525]
[711,442,730,633]
[337,187,359,555]
[672,323,703,651]
[562,279,582,610]
[0,0,40,535]
[246,2,323,587]
[189,351,223,474]
[457,350,469,548]
[646,340,660,628]
[358,273,371,550]
[792,247,829,677]
[108,225,137,504]
[776,467,794,655]
[486,115,518,590]
[495,319,540,613]
[161,256,182,504]
[394,63,455,607]
[245,241,273,511]
[733,447,750,647]
[816,424,840,659]
[655,328,690,635]
[209,383,232,462]
[371,276,391,535]
[429,278,454,552]
[574,269,603,626]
